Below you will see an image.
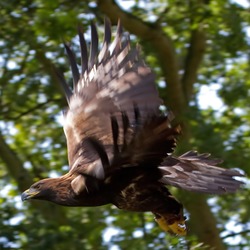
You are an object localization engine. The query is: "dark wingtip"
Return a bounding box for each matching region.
[64,42,80,89]
[78,26,88,74]
[116,19,123,35]
[89,21,99,69]
[104,17,112,45]
[54,68,73,104]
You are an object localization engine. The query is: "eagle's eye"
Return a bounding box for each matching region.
[33,182,43,190]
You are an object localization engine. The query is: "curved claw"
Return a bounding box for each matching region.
[155,215,187,236]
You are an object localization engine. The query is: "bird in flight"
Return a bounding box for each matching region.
[21,19,243,235]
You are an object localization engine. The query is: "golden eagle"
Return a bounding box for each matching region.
[21,19,243,235]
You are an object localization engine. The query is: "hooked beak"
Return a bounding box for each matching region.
[21,188,39,201]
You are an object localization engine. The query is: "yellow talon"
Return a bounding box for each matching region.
[155,216,187,236]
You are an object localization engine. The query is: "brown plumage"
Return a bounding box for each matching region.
[21,19,243,235]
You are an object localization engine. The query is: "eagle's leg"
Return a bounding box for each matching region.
[113,178,186,235]
[151,191,187,236]
[153,209,186,236]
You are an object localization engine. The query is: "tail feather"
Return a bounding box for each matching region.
[159,151,244,194]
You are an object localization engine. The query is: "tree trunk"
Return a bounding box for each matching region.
[0,132,68,225]
[180,191,225,249]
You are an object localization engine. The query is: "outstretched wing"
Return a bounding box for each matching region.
[159,151,244,194]
[58,19,243,195]
[59,19,162,178]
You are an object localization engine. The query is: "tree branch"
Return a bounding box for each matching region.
[0,132,68,224]
[181,192,226,250]
[0,132,33,191]
[182,27,206,101]
[1,98,62,121]
[221,229,250,240]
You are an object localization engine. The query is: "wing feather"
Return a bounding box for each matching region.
[55,69,72,103]
[89,22,99,69]
[78,27,88,74]
[64,43,80,89]
[62,19,162,177]
[98,17,111,63]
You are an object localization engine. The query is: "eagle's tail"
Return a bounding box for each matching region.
[159,151,244,194]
